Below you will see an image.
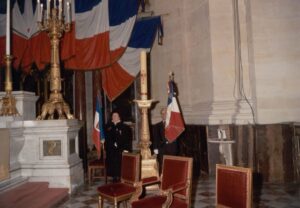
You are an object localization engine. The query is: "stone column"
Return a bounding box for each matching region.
[92,70,102,113]
[74,71,88,172]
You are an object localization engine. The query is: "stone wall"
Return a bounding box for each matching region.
[149,0,300,125]
[206,123,300,183]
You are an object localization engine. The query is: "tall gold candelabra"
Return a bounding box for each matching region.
[134,51,159,190]
[36,5,73,120]
[0,55,19,116]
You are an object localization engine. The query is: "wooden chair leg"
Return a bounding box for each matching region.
[98,196,103,208]
[122,201,128,208]
[88,167,92,185]
[114,199,118,208]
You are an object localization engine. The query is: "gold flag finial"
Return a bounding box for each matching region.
[168,71,174,81]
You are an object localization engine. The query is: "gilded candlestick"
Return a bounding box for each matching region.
[36,1,73,120]
[134,51,159,190]
[0,0,19,116]
[0,55,19,116]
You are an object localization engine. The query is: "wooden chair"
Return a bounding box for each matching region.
[88,145,107,184]
[97,152,141,208]
[131,155,193,208]
[216,164,252,208]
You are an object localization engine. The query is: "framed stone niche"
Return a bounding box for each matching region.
[69,138,76,155]
[40,138,63,159]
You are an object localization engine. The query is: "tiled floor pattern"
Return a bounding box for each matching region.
[58,177,300,208]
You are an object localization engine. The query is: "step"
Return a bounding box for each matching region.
[0,176,28,193]
[0,182,69,208]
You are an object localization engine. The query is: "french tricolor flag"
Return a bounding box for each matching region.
[92,91,105,159]
[0,0,51,72]
[103,16,163,100]
[62,0,111,69]
[62,0,138,70]
[0,3,6,65]
[0,0,163,101]
[165,79,185,142]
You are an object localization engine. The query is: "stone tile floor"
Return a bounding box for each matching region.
[58,177,300,208]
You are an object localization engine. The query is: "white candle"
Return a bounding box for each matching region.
[37,0,40,21]
[6,0,10,55]
[47,0,50,19]
[58,0,62,20]
[66,1,70,23]
[40,4,44,22]
[140,51,147,100]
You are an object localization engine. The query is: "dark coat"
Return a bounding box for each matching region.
[105,121,132,178]
[152,121,179,172]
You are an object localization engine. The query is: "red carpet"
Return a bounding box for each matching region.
[0,182,69,208]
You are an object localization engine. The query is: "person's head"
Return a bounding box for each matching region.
[111,110,121,124]
[160,107,167,121]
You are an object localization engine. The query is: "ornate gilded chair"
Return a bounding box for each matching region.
[97,152,141,208]
[88,145,107,184]
[216,164,252,208]
[131,155,193,208]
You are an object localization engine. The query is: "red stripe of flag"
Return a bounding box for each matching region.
[165,81,185,142]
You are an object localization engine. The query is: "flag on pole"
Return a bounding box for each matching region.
[165,77,185,142]
[92,91,105,159]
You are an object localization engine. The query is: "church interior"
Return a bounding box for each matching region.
[0,0,300,207]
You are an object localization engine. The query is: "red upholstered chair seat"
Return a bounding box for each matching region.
[141,176,159,185]
[97,152,140,208]
[132,195,166,208]
[97,183,135,197]
[131,195,188,208]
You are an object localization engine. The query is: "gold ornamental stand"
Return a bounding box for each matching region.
[0,55,19,116]
[36,6,73,120]
[134,51,159,190]
[134,99,159,181]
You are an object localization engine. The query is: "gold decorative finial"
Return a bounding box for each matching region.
[169,71,174,81]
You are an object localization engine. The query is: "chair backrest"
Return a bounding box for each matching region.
[121,152,140,184]
[161,155,193,205]
[216,164,252,208]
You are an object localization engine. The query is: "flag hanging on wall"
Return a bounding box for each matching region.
[92,91,105,159]
[0,0,163,101]
[165,78,185,142]
[103,16,163,100]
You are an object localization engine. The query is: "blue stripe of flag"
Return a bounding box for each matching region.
[75,0,102,13]
[109,0,138,26]
[0,0,17,14]
[128,16,162,49]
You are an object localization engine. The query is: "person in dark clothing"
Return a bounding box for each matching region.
[105,110,132,182]
[152,107,179,173]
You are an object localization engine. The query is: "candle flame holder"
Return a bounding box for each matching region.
[134,99,154,160]
[36,5,73,120]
